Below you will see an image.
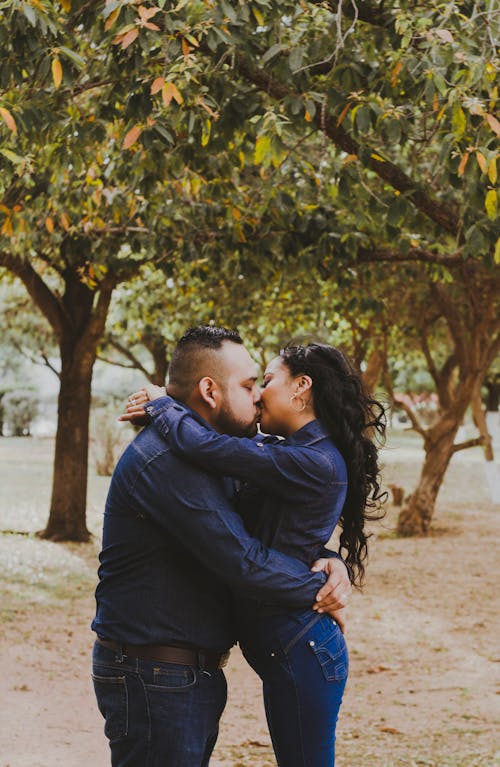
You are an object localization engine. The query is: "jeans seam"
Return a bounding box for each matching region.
[135,670,152,764]
[282,613,322,656]
[287,653,307,767]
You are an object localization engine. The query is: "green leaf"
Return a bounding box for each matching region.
[201,118,211,147]
[21,2,37,26]
[452,104,466,138]
[433,74,448,96]
[59,47,86,69]
[289,47,304,71]
[261,43,284,65]
[356,106,371,133]
[0,148,23,164]
[494,238,500,264]
[485,189,497,220]
[254,134,271,165]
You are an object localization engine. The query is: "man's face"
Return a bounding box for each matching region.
[214,343,261,437]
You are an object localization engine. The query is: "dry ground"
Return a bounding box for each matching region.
[1,433,499,767]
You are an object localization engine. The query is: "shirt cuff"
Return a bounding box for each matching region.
[145,395,180,418]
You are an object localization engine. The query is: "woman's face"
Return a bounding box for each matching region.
[259,356,299,437]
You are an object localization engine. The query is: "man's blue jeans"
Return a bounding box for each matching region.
[92,641,227,767]
[240,610,348,766]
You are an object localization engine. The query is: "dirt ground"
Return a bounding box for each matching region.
[1,435,499,767]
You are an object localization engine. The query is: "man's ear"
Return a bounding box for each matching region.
[198,377,219,409]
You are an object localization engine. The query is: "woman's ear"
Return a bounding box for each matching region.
[198,377,219,409]
[295,374,313,395]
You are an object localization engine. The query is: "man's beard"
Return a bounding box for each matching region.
[215,402,259,437]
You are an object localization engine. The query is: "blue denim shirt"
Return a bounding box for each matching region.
[91,423,329,652]
[147,397,347,567]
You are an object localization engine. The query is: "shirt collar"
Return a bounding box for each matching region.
[284,419,330,447]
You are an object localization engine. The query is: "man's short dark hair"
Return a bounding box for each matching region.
[168,325,243,399]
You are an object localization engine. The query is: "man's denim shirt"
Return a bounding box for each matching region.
[92,421,330,652]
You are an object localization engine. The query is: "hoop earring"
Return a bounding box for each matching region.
[290,393,307,413]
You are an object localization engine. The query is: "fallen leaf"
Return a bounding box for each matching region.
[367,664,393,674]
[379,726,403,734]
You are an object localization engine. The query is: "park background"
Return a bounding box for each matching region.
[1,1,499,765]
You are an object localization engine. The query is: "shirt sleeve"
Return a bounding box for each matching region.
[131,450,327,608]
[146,396,335,503]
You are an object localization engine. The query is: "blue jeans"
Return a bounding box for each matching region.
[92,641,227,767]
[240,610,348,767]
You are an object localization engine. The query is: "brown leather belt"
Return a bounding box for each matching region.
[96,637,229,670]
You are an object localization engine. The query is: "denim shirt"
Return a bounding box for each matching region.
[146,398,347,571]
[91,423,329,652]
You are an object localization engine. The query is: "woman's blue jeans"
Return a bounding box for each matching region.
[92,641,227,767]
[240,610,348,767]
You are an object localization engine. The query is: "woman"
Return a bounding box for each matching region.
[125,343,386,766]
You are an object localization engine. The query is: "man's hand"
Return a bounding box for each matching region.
[311,557,352,633]
[118,385,166,424]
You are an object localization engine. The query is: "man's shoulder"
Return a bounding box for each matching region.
[122,425,225,483]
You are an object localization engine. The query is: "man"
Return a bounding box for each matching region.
[92,326,350,767]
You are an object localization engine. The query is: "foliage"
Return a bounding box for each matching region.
[3,390,39,436]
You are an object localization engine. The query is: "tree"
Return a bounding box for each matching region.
[0,1,170,539]
[3,390,39,436]
[2,0,498,539]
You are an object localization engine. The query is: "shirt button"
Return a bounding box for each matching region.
[256,442,264,447]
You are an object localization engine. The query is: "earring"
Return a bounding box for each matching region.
[290,393,307,413]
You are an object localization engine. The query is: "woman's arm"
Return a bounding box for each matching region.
[145,395,340,503]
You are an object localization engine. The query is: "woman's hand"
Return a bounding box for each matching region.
[118,385,166,424]
[311,556,351,633]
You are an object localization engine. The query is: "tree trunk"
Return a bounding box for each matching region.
[471,384,494,461]
[397,423,459,536]
[149,337,169,386]
[363,348,385,393]
[39,341,96,542]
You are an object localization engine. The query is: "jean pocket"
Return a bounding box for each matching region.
[92,672,128,740]
[147,664,197,692]
[308,623,348,682]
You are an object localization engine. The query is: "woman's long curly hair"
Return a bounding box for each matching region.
[280,343,387,586]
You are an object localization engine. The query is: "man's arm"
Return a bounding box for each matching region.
[145,396,339,503]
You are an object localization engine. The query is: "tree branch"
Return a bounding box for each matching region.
[451,436,484,454]
[418,327,440,389]
[230,52,460,236]
[384,367,427,438]
[322,0,391,27]
[0,253,66,338]
[10,341,61,379]
[392,396,428,439]
[104,337,153,381]
[356,246,466,266]
[430,283,467,364]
